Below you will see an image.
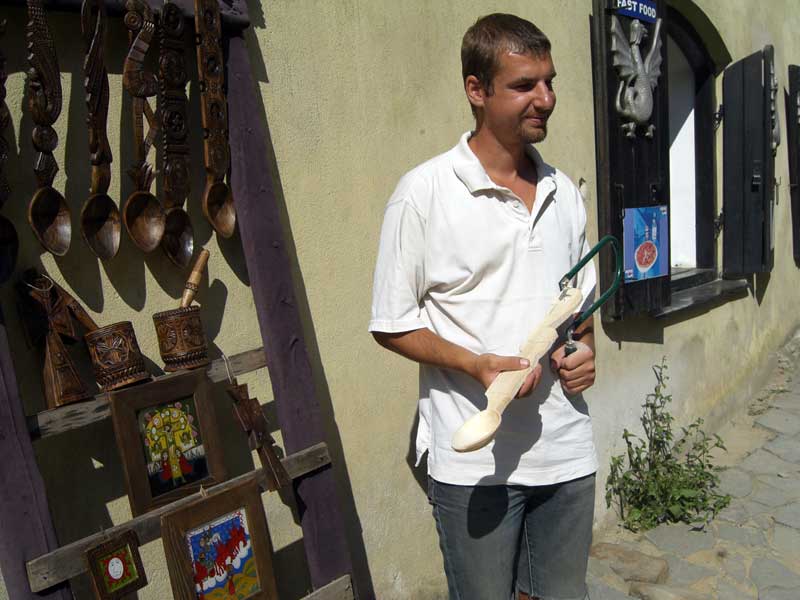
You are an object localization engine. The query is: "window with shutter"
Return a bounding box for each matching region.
[787,65,800,267]
[592,1,749,321]
[591,0,671,321]
[722,46,779,276]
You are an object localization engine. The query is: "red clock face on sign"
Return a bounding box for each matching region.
[635,240,658,272]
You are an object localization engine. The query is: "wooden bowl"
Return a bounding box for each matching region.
[28,186,71,256]
[123,191,165,253]
[202,180,235,238]
[81,193,121,260]
[162,207,194,268]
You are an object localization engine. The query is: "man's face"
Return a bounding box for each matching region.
[479,51,557,144]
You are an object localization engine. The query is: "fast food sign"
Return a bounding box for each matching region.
[613,0,658,23]
[623,205,669,282]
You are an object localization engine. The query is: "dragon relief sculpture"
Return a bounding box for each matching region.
[610,16,663,139]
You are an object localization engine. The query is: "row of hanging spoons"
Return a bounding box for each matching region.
[22,0,237,267]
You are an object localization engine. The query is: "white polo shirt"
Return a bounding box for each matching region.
[369,132,598,486]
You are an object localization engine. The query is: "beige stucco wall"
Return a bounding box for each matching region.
[1,1,800,598]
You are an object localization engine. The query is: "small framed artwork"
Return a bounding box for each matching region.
[84,530,147,599]
[161,479,279,600]
[110,369,227,517]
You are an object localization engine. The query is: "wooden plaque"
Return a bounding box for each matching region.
[84,530,147,599]
[161,479,278,600]
[110,369,227,517]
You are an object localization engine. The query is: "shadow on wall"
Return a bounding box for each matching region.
[235,1,377,598]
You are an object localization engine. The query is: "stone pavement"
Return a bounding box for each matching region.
[587,335,800,599]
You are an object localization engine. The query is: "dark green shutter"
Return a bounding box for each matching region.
[591,0,671,321]
[722,46,777,275]
[788,65,800,267]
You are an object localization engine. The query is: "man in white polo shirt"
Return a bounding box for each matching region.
[369,13,597,600]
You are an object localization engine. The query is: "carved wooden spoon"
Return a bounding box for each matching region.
[194,0,236,237]
[26,0,71,256]
[122,0,165,253]
[159,0,194,267]
[80,0,120,260]
[451,287,584,453]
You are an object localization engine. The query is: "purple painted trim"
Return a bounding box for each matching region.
[0,308,71,598]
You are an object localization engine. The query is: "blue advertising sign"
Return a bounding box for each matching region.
[623,205,669,282]
[614,0,658,23]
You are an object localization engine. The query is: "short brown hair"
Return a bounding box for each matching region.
[461,13,551,94]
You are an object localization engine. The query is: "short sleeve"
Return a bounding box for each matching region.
[368,197,428,333]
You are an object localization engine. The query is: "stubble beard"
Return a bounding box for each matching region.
[518,122,548,144]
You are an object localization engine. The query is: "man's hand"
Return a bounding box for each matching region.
[549,341,595,395]
[469,353,543,398]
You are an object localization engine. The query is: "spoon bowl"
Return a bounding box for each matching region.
[202,180,235,238]
[81,193,121,260]
[123,190,165,253]
[451,409,502,453]
[28,187,71,256]
[0,215,18,283]
[162,207,194,268]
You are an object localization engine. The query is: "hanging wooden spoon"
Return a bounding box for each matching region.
[25,0,71,256]
[80,0,120,260]
[122,0,164,253]
[451,287,584,453]
[0,20,19,282]
[159,0,194,267]
[194,0,235,237]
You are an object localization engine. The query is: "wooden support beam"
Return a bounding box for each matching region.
[301,575,355,600]
[27,347,267,440]
[26,443,331,593]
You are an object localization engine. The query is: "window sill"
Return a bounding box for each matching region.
[650,277,749,319]
[670,267,717,292]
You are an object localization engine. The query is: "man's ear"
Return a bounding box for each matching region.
[464,75,486,111]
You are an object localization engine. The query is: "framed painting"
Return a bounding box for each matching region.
[161,479,278,600]
[84,530,147,599]
[110,369,227,517]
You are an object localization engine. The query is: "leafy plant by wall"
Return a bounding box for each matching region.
[605,358,731,531]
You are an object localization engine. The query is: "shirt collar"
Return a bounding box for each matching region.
[452,131,558,198]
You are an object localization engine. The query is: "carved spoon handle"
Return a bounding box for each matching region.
[26,0,62,188]
[484,287,583,415]
[82,0,112,195]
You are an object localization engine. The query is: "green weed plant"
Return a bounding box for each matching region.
[605,358,730,531]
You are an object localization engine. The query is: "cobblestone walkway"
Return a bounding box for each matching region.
[588,334,800,599]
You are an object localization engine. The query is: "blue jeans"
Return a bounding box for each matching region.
[427,474,595,600]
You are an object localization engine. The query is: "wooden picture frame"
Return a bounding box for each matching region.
[161,479,278,600]
[84,530,147,599]
[110,369,227,517]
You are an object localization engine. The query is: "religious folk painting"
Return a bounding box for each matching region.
[138,397,209,499]
[186,508,260,599]
[110,369,227,516]
[161,479,278,600]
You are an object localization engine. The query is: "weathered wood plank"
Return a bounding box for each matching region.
[301,575,355,600]
[26,443,331,593]
[27,347,267,440]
